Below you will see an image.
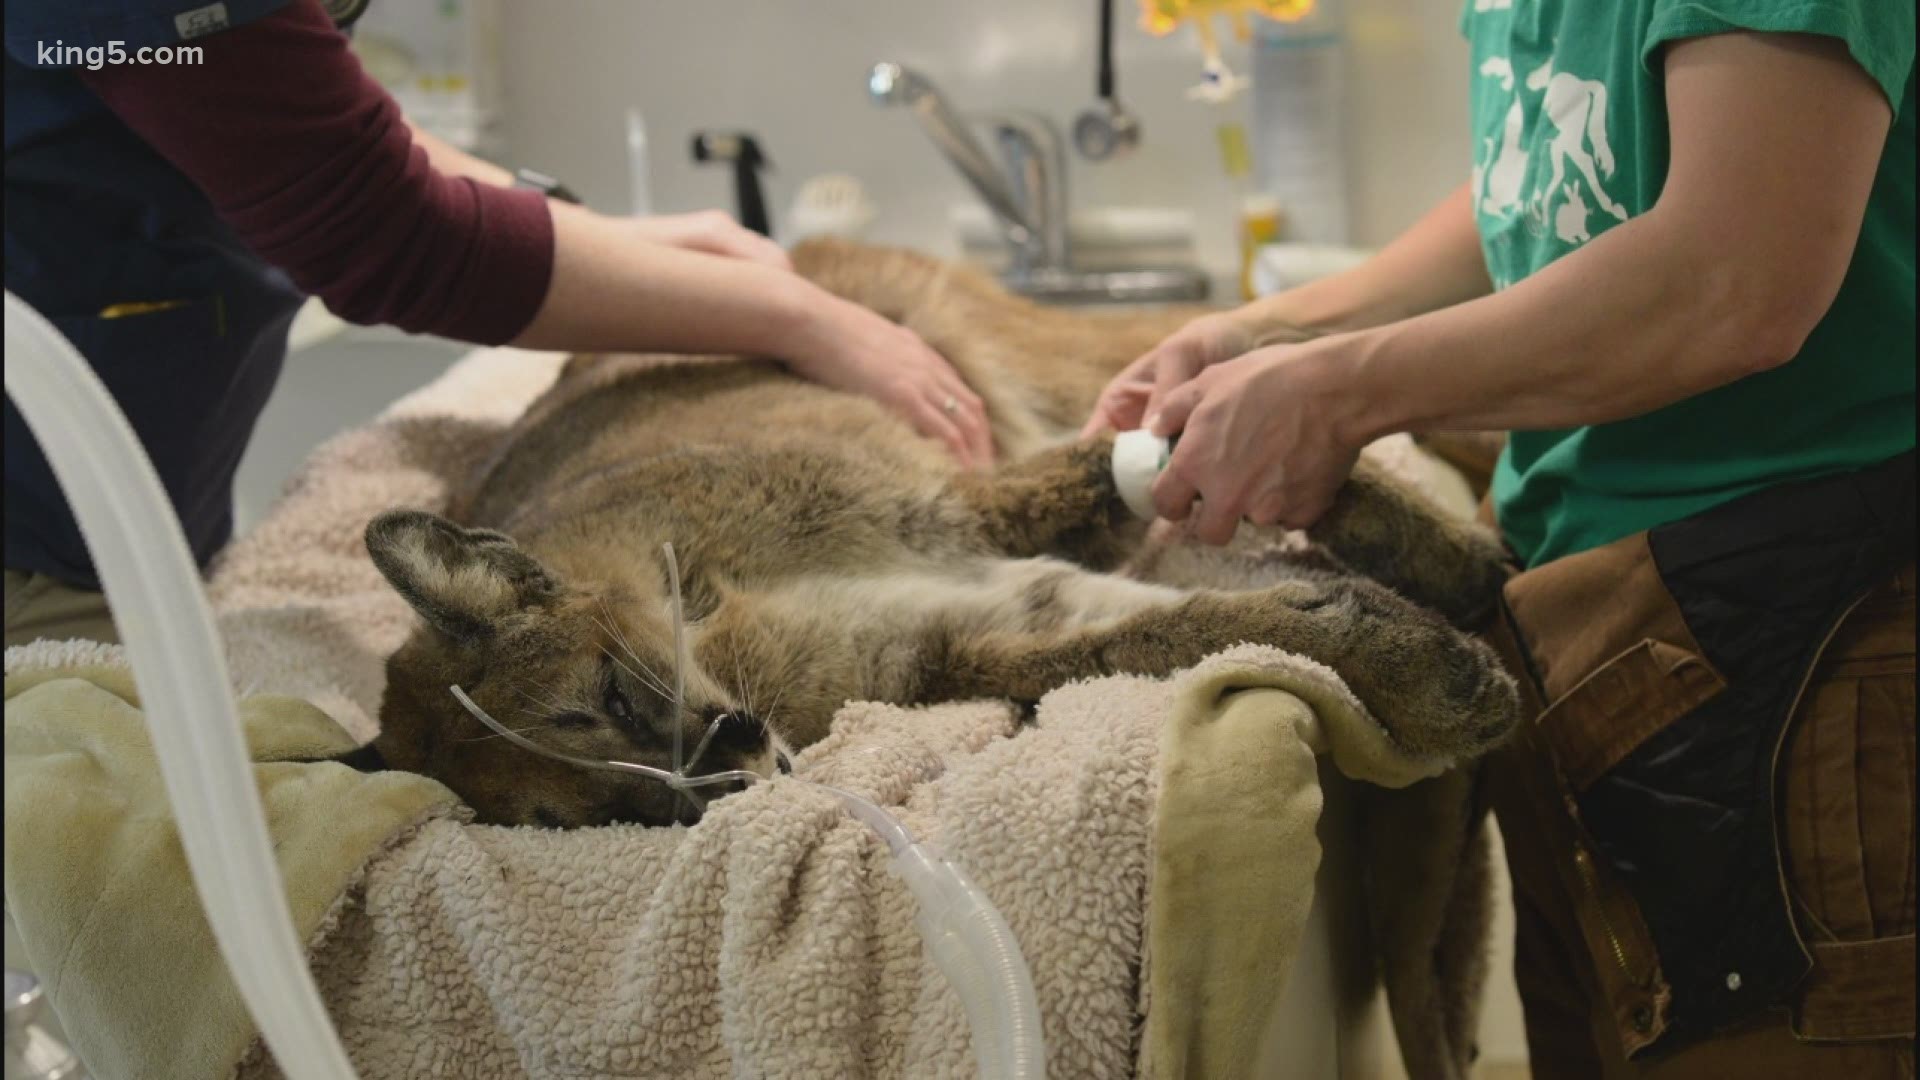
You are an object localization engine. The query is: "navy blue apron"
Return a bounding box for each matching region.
[4,0,306,588]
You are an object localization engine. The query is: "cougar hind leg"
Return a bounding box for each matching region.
[920,571,1519,762]
[1303,457,1513,631]
[717,550,1516,763]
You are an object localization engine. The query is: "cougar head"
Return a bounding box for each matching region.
[356,509,780,828]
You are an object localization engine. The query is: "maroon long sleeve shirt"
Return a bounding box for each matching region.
[78,0,555,345]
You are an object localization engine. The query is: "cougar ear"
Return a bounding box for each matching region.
[365,510,560,643]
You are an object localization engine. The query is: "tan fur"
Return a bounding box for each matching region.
[366,240,1518,827]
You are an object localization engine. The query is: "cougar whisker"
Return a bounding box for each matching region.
[594,602,677,699]
[597,641,674,702]
[456,721,566,744]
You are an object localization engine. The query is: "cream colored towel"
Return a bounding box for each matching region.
[236,644,1465,1080]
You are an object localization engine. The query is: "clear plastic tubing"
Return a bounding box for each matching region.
[4,291,359,1080]
[852,793,1046,1080]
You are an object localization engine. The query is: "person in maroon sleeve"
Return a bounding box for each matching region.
[2,0,993,648]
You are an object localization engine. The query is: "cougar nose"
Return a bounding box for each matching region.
[706,709,766,751]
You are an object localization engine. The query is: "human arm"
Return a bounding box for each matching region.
[80,0,989,463]
[1148,31,1895,541]
[514,206,992,464]
[1081,181,1490,436]
[400,118,983,458]
[414,102,993,460]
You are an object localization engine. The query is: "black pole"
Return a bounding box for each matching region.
[1097,0,1116,101]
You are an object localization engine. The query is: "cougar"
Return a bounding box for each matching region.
[360,240,1517,828]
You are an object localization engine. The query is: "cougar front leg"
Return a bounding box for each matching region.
[921,575,1518,761]
[953,433,1146,570]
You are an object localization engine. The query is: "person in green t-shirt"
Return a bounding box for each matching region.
[1085,13,1911,558]
[1086,1,1914,1073]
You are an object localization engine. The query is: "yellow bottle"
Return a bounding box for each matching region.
[1237,195,1284,301]
[1217,123,1285,300]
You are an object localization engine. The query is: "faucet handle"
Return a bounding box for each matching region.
[866,62,911,105]
[978,111,1069,270]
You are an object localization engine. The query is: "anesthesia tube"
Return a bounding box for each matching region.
[4,291,358,1080]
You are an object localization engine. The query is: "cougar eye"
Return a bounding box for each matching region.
[603,683,635,724]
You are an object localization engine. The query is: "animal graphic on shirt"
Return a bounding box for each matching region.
[1524,58,1628,231]
[1478,89,1529,215]
[1553,180,1593,243]
[1478,55,1516,91]
[1472,46,1628,251]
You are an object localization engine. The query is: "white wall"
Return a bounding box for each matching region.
[495,1,1473,276]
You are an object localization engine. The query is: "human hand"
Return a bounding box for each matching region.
[1079,310,1259,438]
[629,210,793,271]
[788,295,996,469]
[1146,345,1366,544]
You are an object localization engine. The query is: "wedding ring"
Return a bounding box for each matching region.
[942,395,959,415]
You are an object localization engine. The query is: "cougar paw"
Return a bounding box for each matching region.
[1324,580,1520,760]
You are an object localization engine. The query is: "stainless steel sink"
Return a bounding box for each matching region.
[1002,265,1212,306]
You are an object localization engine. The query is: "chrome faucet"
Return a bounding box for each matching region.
[866,62,1065,272]
[867,61,1208,305]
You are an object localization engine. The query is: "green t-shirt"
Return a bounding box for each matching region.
[1463,0,1916,567]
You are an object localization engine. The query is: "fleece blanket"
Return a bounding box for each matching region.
[2,664,458,1080]
[3,345,1495,1080]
